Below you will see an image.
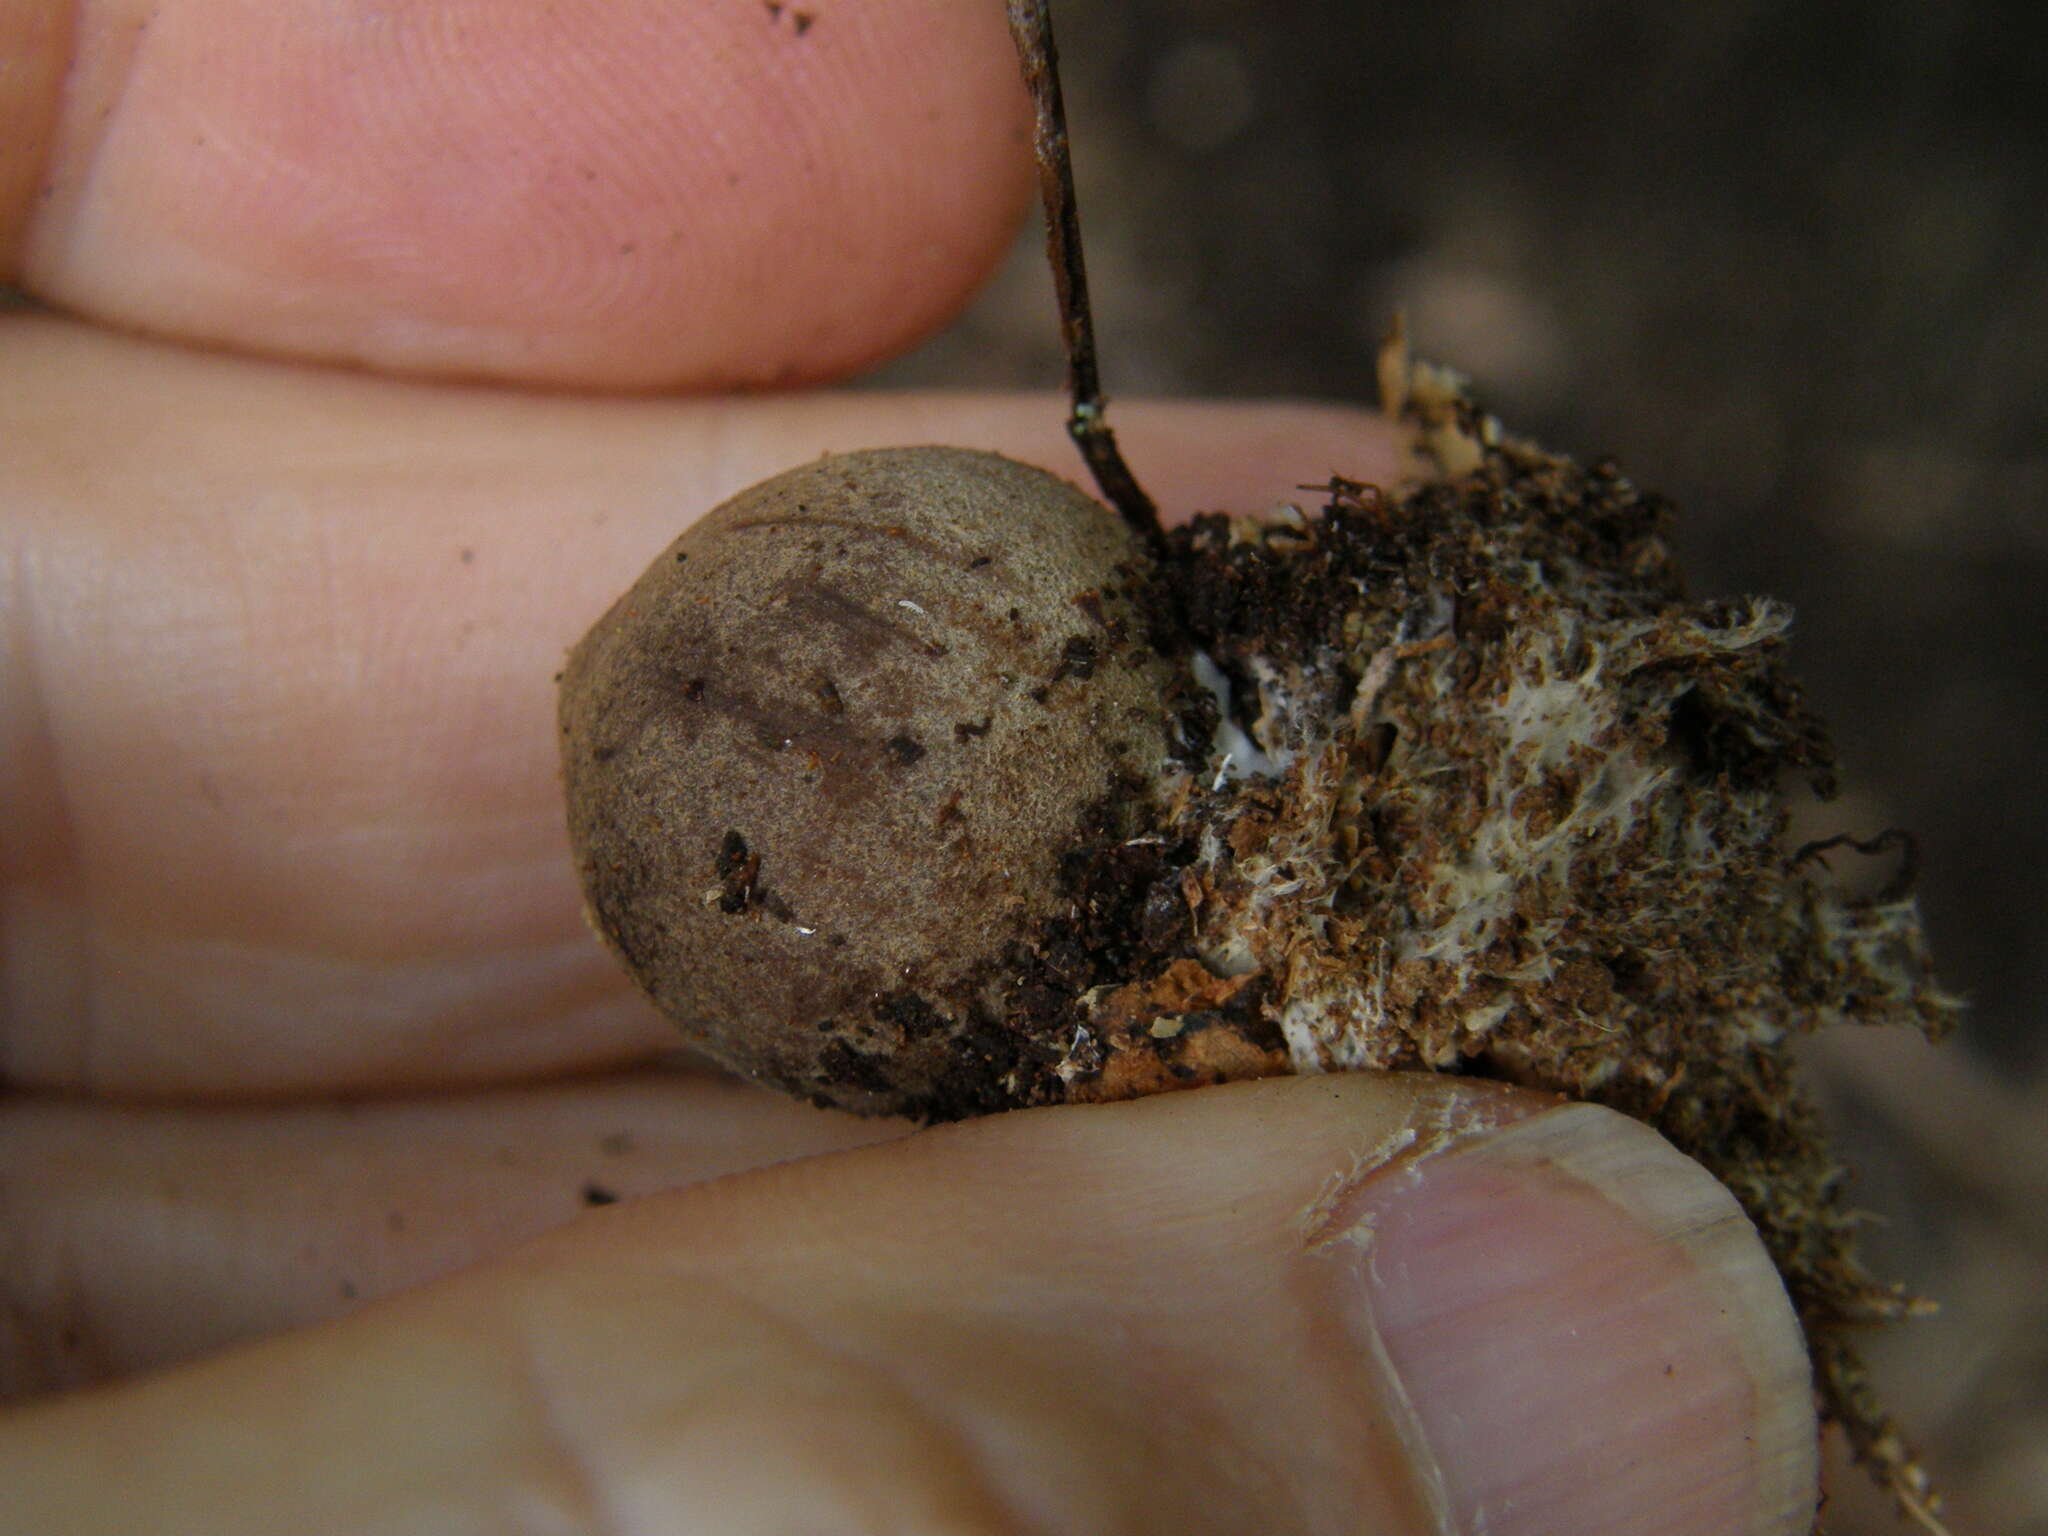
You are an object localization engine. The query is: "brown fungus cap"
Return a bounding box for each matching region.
[559,447,1179,1118]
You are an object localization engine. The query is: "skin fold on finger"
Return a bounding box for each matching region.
[0,315,1402,1098]
[0,1077,1555,1536]
[0,1069,908,1402]
[0,0,71,270]
[4,0,1032,386]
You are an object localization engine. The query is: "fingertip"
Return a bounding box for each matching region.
[671,1077,1818,1535]
[14,0,1032,386]
[1324,1101,1821,1535]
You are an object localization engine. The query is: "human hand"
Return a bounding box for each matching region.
[0,3,1819,1530]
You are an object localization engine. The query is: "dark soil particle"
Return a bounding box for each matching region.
[877,992,949,1041]
[818,1039,900,1098]
[714,830,756,913]
[1053,634,1099,681]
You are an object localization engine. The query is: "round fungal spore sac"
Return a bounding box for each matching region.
[559,446,1183,1120]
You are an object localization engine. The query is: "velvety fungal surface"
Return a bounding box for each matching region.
[559,446,1179,1119]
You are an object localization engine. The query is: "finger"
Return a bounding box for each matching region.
[0,1070,905,1401]
[0,1076,1819,1535]
[1,0,1030,386]
[1,315,1400,1097]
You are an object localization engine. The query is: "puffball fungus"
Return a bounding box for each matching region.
[560,446,1179,1119]
[559,355,1955,1521]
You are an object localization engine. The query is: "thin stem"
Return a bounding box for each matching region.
[1005,0,1163,553]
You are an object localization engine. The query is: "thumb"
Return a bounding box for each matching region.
[0,1075,1817,1535]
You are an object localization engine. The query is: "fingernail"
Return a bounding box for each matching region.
[1322,1102,1817,1536]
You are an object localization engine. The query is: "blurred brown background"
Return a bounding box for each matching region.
[872,3,2046,1531]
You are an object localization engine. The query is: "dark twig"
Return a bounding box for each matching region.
[1005,0,1163,553]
